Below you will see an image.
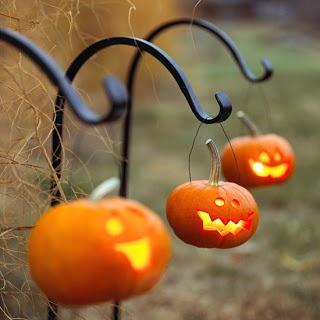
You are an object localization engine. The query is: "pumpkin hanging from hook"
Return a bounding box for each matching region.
[166,139,259,249]
[221,111,295,188]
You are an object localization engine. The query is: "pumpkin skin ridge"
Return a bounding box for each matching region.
[221,134,295,188]
[28,197,171,305]
[166,180,259,248]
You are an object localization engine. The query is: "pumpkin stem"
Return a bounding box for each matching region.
[206,139,221,186]
[237,111,258,137]
[89,177,120,201]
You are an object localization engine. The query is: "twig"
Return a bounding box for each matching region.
[0,226,34,237]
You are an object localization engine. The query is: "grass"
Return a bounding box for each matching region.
[2,21,320,319]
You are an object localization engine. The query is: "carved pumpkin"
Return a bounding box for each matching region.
[166,139,259,248]
[221,111,295,188]
[28,197,171,305]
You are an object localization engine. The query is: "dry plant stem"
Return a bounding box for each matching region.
[237,111,258,137]
[2,63,66,202]
[0,226,34,237]
[206,139,221,186]
[20,75,67,203]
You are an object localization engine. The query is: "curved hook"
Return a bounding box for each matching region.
[53,37,233,201]
[120,18,273,198]
[58,37,232,125]
[0,28,128,125]
[138,18,273,83]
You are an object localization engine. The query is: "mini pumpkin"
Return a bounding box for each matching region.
[166,139,259,248]
[28,197,171,305]
[221,111,295,188]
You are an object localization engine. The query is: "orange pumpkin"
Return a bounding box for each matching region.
[166,139,259,248]
[28,197,171,305]
[221,111,295,188]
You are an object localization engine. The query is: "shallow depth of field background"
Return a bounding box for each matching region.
[1,1,320,319]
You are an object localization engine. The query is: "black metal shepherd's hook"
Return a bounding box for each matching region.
[131,18,273,85]
[0,28,128,320]
[0,29,127,125]
[53,36,233,193]
[53,36,232,320]
[121,18,273,198]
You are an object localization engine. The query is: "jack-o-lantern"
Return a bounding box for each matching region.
[166,139,259,248]
[28,197,171,305]
[221,111,295,188]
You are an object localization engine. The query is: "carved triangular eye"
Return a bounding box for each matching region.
[259,152,270,163]
[274,152,282,162]
[231,199,240,208]
[214,197,225,207]
[105,218,124,236]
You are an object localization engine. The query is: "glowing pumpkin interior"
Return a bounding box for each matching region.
[197,197,253,237]
[105,218,151,271]
[249,151,288,178]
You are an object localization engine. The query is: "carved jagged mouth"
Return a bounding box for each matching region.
[197,211,253,236]
[249,159,288,178]
[115,237,150,271]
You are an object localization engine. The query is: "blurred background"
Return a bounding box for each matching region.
[1,1,320,319]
